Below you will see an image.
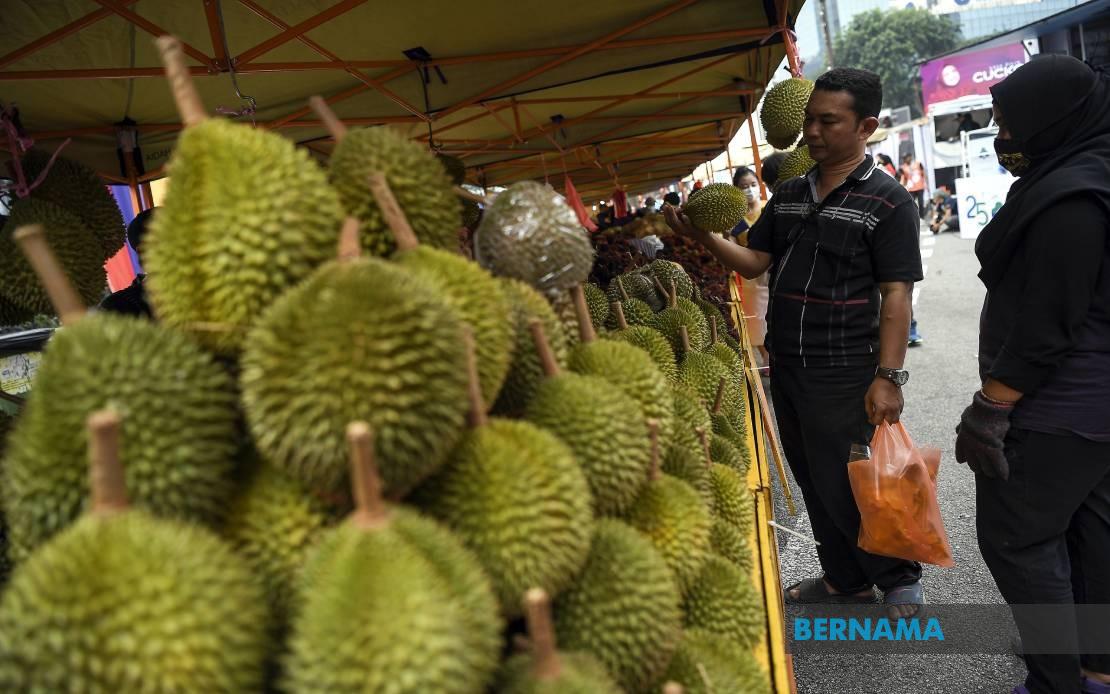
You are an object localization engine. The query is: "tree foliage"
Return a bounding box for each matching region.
[833,8,962,116]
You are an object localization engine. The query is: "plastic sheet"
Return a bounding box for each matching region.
[474,181,595,293]
[848,421,955,568]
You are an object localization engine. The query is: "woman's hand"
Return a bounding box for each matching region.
[662,204,710,244]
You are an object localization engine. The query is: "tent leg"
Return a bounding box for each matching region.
[748,113,768,200]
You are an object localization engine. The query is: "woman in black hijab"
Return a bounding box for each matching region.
[955,54,1110,694]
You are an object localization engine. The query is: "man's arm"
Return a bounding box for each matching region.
[662,205,772,279]
[865,281,912,425]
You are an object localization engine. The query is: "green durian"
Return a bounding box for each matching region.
[682,556,766,649]
[0,412,270,692]
[4,313,238,562]
[683,183,748,234]
[524,323,650,516]
[709,433,742,469]
[241,254,469,498]
[709,463,754,536]
[651,299,710,358]
[554,519,682,691]
[493,279,569,417]
[760,77,815,150]
[329,126,460,257]
[709,517,754,574]
[607,302,678,381]
[639,259,694,302]
[655,628,770,694]
[609,272,664,312]
[0,198,105,315]
[583,283,609,331]
[146,117,343,353]
[777,145,818,186]
[285,423,501,694]
[475,182,594,293]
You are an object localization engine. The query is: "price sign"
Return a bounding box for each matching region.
[954,175,1013,240]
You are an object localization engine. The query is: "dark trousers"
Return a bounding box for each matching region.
[977,428,1110,694]
[771,362,922,592]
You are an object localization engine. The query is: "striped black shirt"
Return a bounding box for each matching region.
[747,155,922,367]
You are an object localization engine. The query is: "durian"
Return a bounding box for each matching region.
[709,517,754,573]
[638,259,694,302]
[495,588,622,694]
[0,199,105,314]
[683,183,748,234]
[656,628,770,694]
[524,320,650,517]
[284,422,501,694]
[241,219,470,498]
[553,519,682,691]
[413,333,593,614]
[475,182,594,293]
[707,459,754,536]
[145,41,343,354]
[624,420,712,594]
[606,301,678,381]
[760,77,815,150]
[20,149,126,260]
[777,145,817,186]
[0,411,271,692]
[582,283,609,331]
[609,272,663,312]
[493,278,570,416]
[651,293,709,358]
[682,555,766,649]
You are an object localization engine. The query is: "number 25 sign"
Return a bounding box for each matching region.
[954,175,1013,240]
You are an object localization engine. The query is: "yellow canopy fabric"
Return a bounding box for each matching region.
[1,0,804,200]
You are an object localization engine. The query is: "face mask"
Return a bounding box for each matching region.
[744,184,760,199]
[994,137,1031,176]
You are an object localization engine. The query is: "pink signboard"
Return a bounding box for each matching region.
[920,43,1028,110]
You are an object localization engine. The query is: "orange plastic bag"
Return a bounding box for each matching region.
[847,421,955,567]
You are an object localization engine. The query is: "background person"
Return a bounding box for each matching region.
[956,54,1110,694]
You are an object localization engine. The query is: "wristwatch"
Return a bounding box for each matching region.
[875,366,909,386]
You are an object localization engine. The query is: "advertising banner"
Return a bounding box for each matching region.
[921,43,1028,110]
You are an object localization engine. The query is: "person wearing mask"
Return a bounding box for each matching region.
[731,166,770,363]
[728,166,764,245]
[955,55,1110,694]
[665,67,924,616]
[99,207,156,318]
[876,153,898,178]
[900,153,927,218]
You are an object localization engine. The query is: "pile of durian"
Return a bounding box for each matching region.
[0,36,769,694]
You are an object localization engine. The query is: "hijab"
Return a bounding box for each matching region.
[975,54,1110,288]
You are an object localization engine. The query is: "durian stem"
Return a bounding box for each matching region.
[528,319,561,378]
[367,172,419,252]
[337,217,361,261]
[611,301,628,330]
[670,279,678,305]
[88,410,128,515]
[523,588,562,680]
[570,285,596,343]
[679,325,691,354]
[710,315,719,344]
[309,95,348,143]
[712,377,726,415]
[461,327,488,427]
[695,426,712,469]
[663,683,685,694]
[651,274,669,302]
[347,421,388,526]
[155,36,207,127]
[617,277,630,302]
[454,186,494,207]
[12,224,86,325]
[647,418,661,481]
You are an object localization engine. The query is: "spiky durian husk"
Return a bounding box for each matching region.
[709,463,754,536]
[777,145,818,186]
[638,259,694,302]
[683,183,749,234]
[655,628,770,694]
[624,474,712,594]
[709,517,754,573]
[583,283,609,331]
[608,325,678,381]
[493,279,569,417]
[608,272,664,312]
[760,77,815,150]
[682,556,766,649]
[496,651,623,694]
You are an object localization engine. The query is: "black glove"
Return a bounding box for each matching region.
[955,391,1015,480]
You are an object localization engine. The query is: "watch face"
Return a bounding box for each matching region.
[892,370,909,386]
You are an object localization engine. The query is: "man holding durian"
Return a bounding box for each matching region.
[665,67,924,616]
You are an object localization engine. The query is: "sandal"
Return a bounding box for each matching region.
[1082,676,1110,694]
[784,577,876,605]
[883,581,926,618]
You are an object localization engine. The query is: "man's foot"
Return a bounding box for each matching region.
[908,330,923,347]
[883,581,925,619]
[784,576,876,604]
[1082,669,1110,693]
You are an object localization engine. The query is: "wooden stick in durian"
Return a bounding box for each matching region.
[367,172,419,251]
[695,426,712,469]
[522,588,562,680]
[712,377,726,415]
[347,421,388,528]
[88,409,127,515]
[647,418,661,482]
[669,279,678,307]
[309,95,348,144]
[710,315,719,344]
[610,301,628,330]
[529,319,561,378]
[12,224,86,325]
[461,327,487,428]
[663,683,685,694]
[155,36,207,127]
[679,324,691,355]
[569,285,596,343]
[337,216,361,262]
[651,274,669,302]
[617,276,631,302]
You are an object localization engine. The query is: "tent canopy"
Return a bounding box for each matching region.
[2,0,803,201]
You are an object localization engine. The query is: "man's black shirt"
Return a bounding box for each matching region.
[747,155,923,367]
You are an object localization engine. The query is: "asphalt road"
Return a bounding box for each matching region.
[767,223,1029,694]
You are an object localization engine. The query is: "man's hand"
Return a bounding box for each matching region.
[955,391,1015,479]
[865,377,904,425]
[662,204,710,244]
